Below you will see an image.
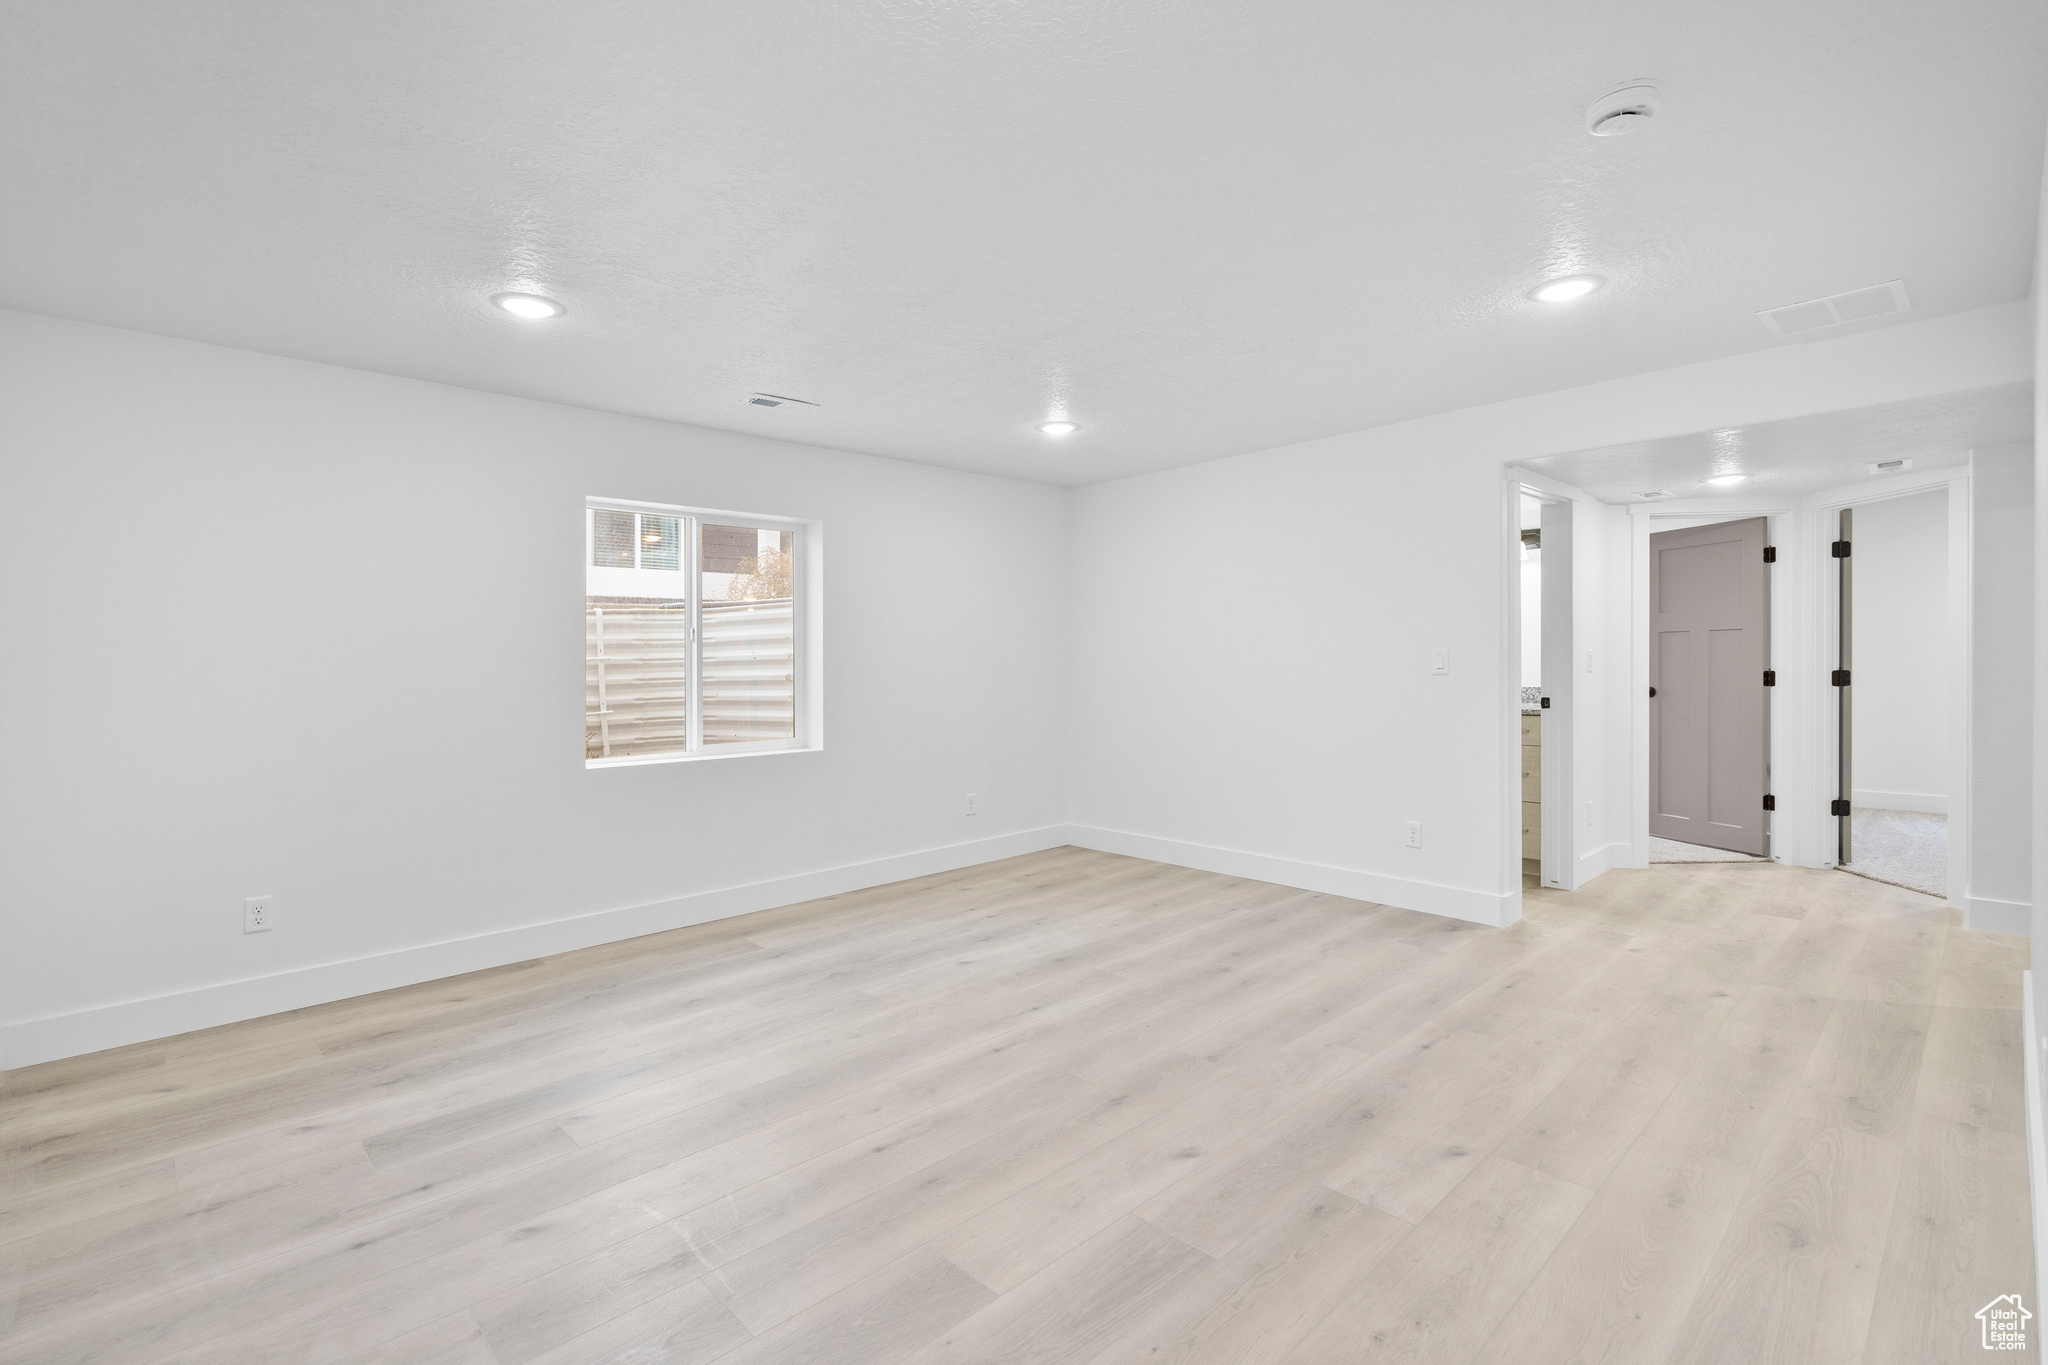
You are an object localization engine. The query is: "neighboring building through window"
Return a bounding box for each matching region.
[586,500,802,763]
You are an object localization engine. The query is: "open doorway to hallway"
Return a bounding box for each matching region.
[1508,382,2024,914]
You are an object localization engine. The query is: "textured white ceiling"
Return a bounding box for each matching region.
[2,1,2042,485]
[1517,383,2034,502]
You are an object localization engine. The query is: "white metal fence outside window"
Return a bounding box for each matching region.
[585,500,803,764]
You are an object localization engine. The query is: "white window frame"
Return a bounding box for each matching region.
[585,495,820,769]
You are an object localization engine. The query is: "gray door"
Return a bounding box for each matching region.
[1649,517,1771,855]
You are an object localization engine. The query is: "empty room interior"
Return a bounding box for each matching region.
[6,4,2048,1363]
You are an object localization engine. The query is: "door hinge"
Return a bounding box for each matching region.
[1831,669,1850,687]
[1763,794,1775,811]
[1831,540,1852,558]
[1763,546,1776,563]
[1763,670,1776,686]
[1831,799,1852,816]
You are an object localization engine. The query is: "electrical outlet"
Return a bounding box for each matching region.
[1404,821,1422,849]
[244,895,274,934]
[1586,799,1594,827]
[964,793,976,816]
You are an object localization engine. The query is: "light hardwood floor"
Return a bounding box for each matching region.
[0,848,2032,1364]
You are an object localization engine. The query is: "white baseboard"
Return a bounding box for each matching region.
[1965,895,2032,936]
[0,825,1074,1071]
[1851,788,1948,815]
[1064,824,1518,927]
[2025,972,2046,1322]
[0,823,1574,1070]
[1573,840,1629,884]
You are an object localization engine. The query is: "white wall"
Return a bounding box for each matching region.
[0,309,1070,1067]
[1974,444,2033,921]
[1520,552,1542,688]
[1519,494,1543,689]
[2031,110,2048,1130]
[1851,489,1950,812]
[2029,120,2048,1319]
[1066,301,2031,927]
[1065,443,1526,923]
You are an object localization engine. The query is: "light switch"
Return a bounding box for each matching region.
[1431,649,1448,675]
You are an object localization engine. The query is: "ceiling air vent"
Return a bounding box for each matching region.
[1758,281,1911,338]
[1634,489,1676,500]
[1867,457,1913,476]
[748,392,820,409]
[1585,80,1661,137]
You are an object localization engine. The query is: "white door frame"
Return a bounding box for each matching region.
[1538,498,1576,890]
[1505,472,1590,911]
[1500,477,1526,921]
[1622,466,1970,897]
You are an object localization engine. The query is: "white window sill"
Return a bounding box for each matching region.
[585,743,821,771]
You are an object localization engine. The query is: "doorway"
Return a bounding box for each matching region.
[1516,489,1576,891]
[1518,495,1542,883]
[1647,516,1772,862]
[1834,488,1952,898]
[1509,414,1992,913]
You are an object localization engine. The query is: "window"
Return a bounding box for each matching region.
[586,499,808,765]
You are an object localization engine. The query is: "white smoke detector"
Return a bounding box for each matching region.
[1586,81,1661,137]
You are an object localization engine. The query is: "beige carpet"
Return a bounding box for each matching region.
[1649,836,1765,863]
[1650,809,1945,898]
[1841,806,1947,898]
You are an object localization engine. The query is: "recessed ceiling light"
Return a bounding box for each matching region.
[1705,473,1748,486]
[1038,421,1078,436]
[491,292,564,320]
[1530,276,1603,303]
